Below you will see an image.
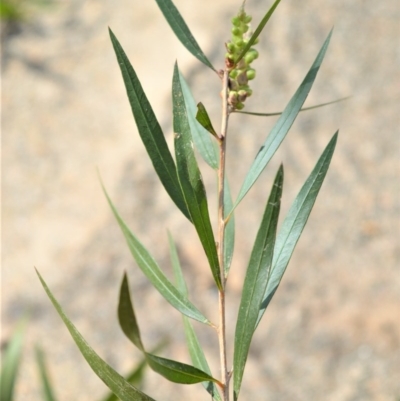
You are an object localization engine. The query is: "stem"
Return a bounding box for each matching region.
[218,69,230,401]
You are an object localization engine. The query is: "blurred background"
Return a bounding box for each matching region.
[2,0,399,400]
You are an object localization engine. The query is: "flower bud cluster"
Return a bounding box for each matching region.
[225,9,259,110]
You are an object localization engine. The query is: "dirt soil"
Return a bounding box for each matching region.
[2,0,399,400]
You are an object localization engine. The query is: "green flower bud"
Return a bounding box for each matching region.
[252,48,259,57]
[244,15,252,23]
[244,53,255,65]
[245,87,253,97]
[236,102,245,110]
[229,69,239,79]
[244,48,258,64]
[231,16,241,26]
[226,42,236,52]
[246,68,256,80]
[242,24,249,33]
[233,37,244,47]
[225,52,234,61]
[232,27,242,36]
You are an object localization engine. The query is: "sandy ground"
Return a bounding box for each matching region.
[2,0,399,400]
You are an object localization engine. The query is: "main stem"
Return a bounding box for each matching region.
[218,69,230,401]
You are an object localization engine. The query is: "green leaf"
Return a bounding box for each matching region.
[235,0,281,66]
[117,274,207,393]
[233,165,283,401]
[36,270,158,401]
[0,318,26,401]
[109,28,191,221]
[232,30,333,213]
[196,102,219,139]
[256,132,338,327]
[100,179,211,325]
[168,233,221,400]
[35,346,58,401]
[118,273,145,351]
[154,0,216,71]
[145,353,221,386]
[234,96,351,117]
[223,175,235,277]
[170,71,234,277]
[179,72,219,169]
[173,63,222,291]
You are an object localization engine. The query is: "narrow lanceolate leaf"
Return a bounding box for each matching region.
[101,180,210,325]
[118,273,145,351]
[232,30,333,212]
[235,0,281,66]
[109,28,190,221]
[35,346,58,401]
[256,132,338,327]
[145,353,221,386]
[173,63,222,291]
[196,102,219,139]
[168,233,221,401]
[179,72,219,169]
[0,319,26,401]
[233,165,283,401]
[235,96,351,117]
[36,270,157,401]
[154,0,216,71]
[224,175,235,276]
